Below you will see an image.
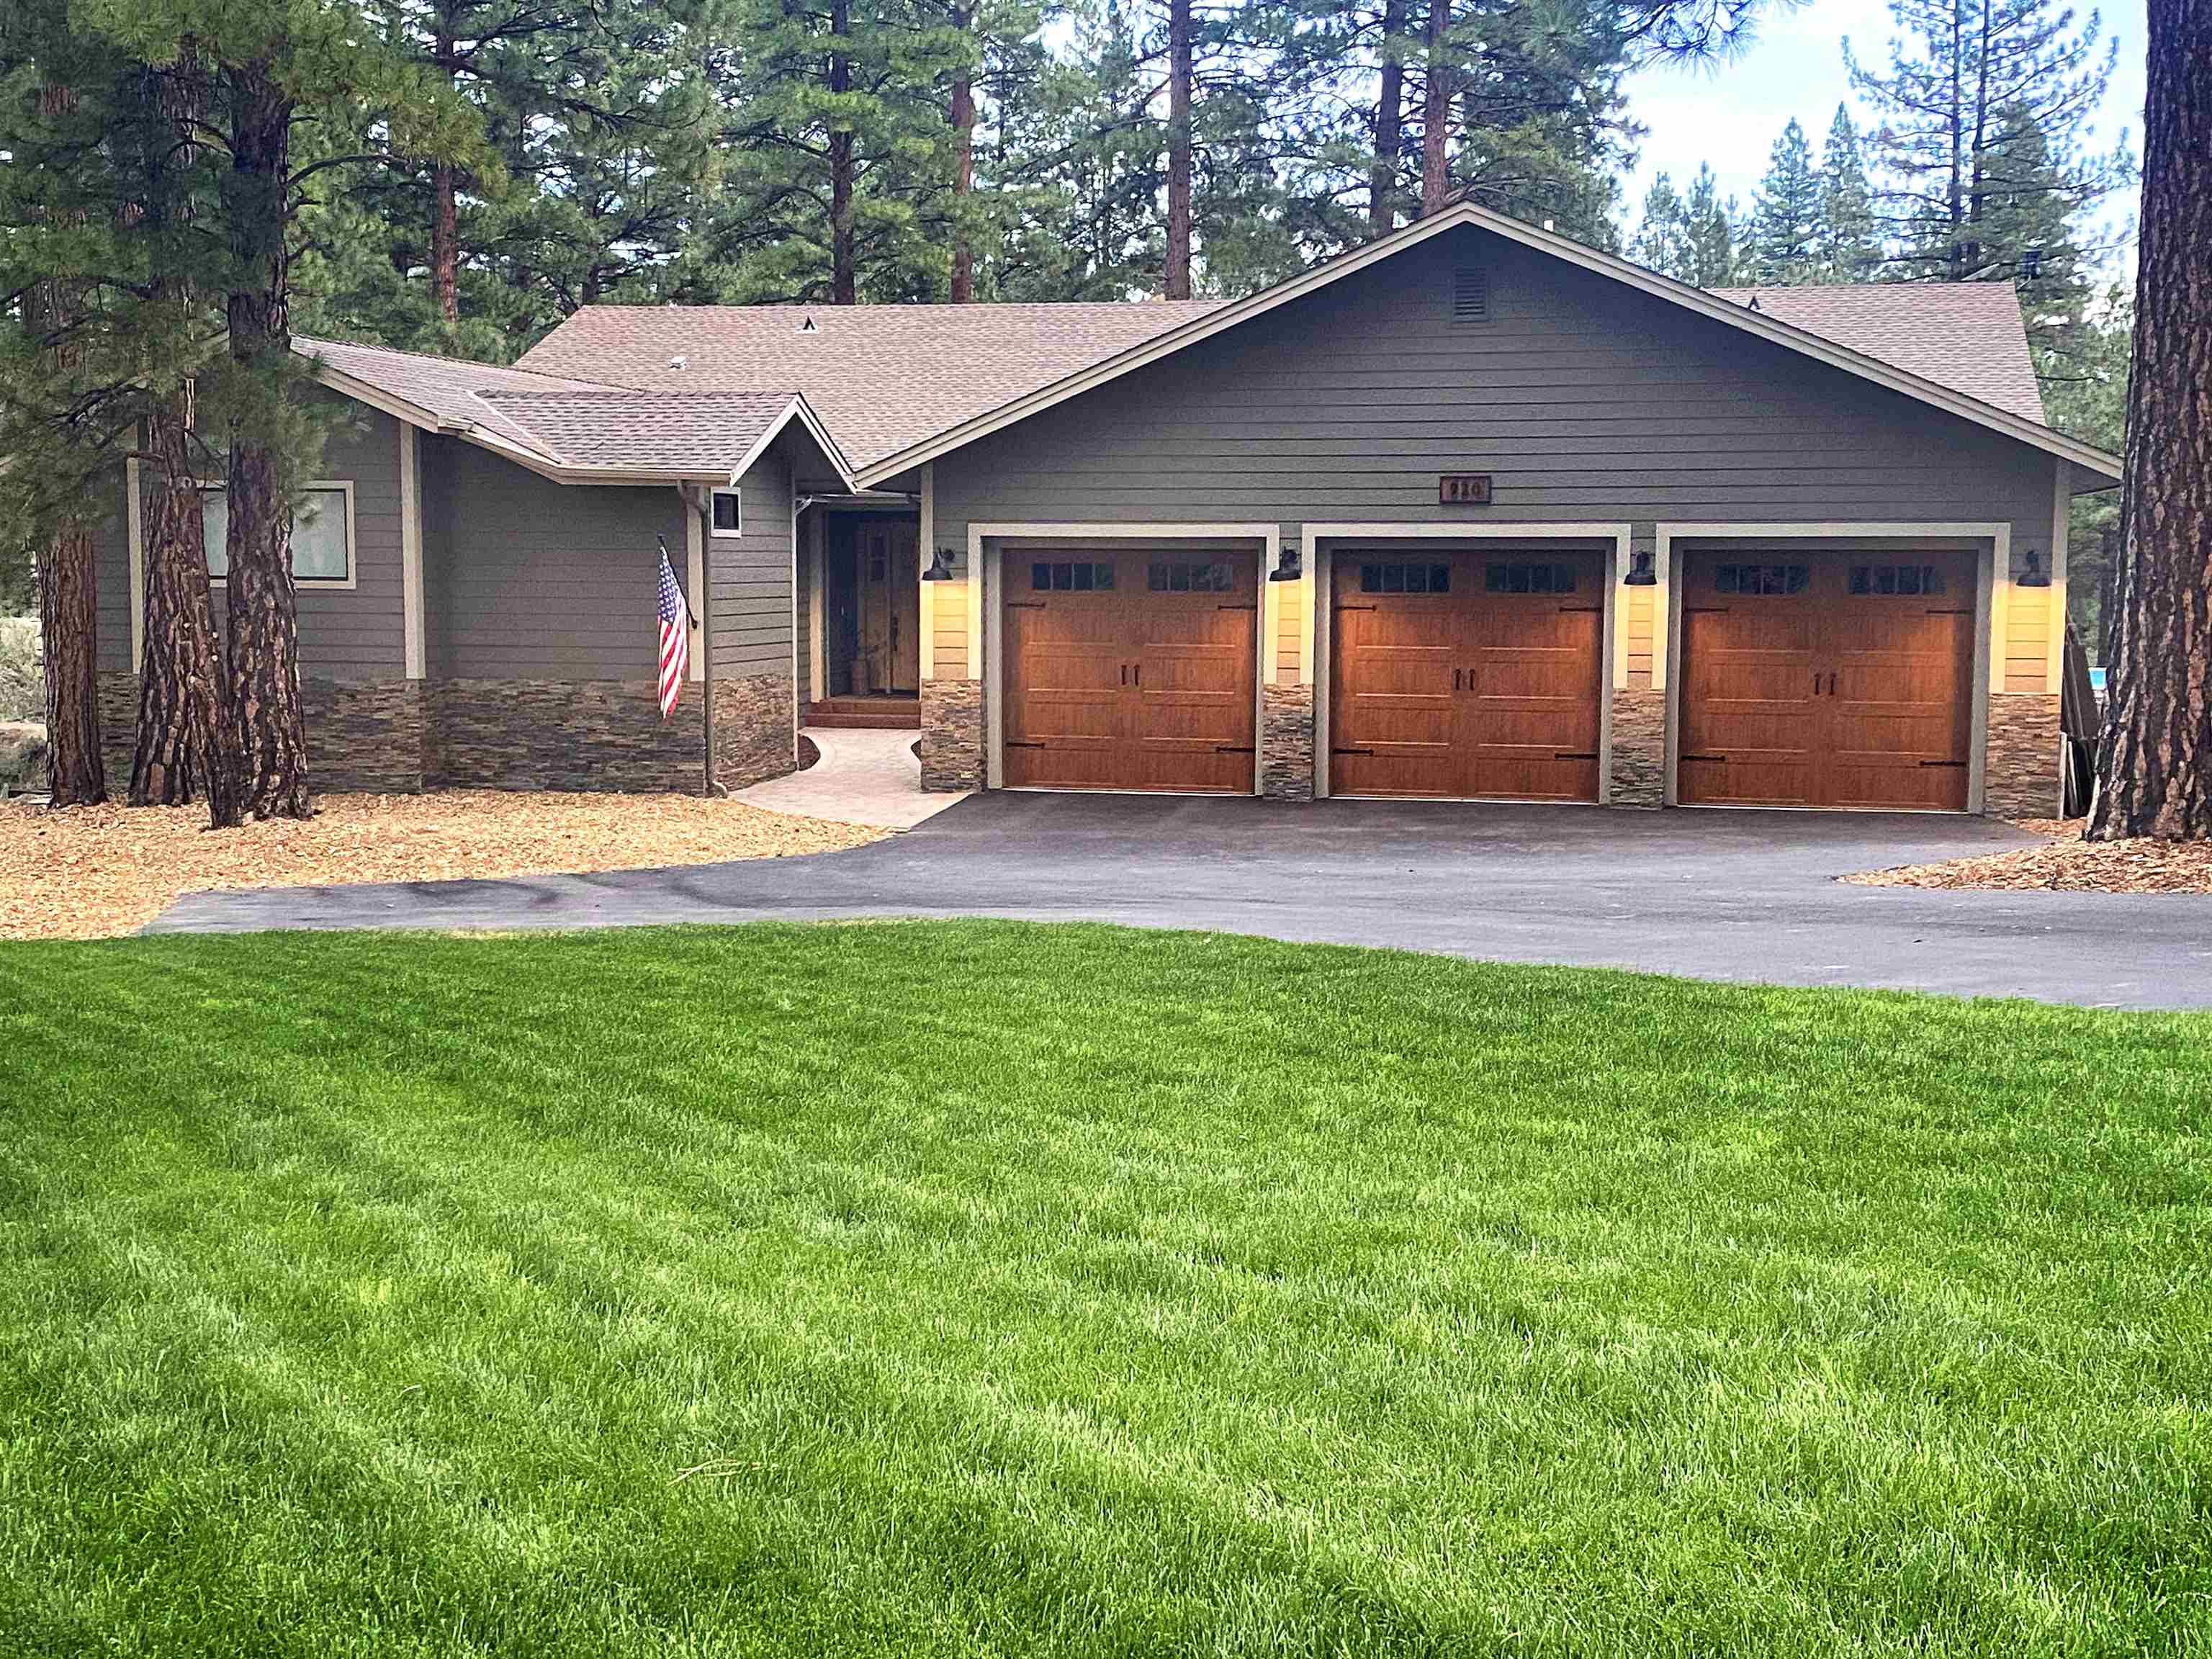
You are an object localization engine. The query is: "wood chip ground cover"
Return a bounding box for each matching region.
[1848,817,2212,893]
[1,791,882,940]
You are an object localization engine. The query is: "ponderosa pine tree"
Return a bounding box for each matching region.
[2088,0,2211,840]
[1747,117,1822,282]
[1630,171,1695,279]
[1815,103,1879,280]
[1683,161,1739,285]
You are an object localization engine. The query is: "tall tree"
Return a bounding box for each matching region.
[1370,0,1411,233]
[1630,170,1694,279]
[1164,0,1192,295]
[1815,103,1879,280]
[2088,0,2211,840]
[1683,161,1738,285]
[1420,0,1452,214]
[1746,116,1822,282]
[1846,0,2128,284]
[948,0,978,300]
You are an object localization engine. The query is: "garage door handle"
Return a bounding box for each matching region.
[1007,600,1046,610]
[1132,664,1141,687]
[1215,745,1255,755]
[1919,760,1966,768]
[1681,753,1727,763]
[1453,667,1462,690]
[1812,671,1820,696]
[1332,747,1375,757]
[1554,752,1599,761]
[1120,664,1127,685]
[1217,603,1257,612]
[1827,673,1837,696]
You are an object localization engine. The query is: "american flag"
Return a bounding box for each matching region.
[656,547,690,719]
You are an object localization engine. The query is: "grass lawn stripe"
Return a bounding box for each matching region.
[1,920,2207,1655]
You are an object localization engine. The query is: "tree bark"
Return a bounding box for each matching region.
[1164,0,1192,298]
[37,525,106,806]
[830,0,856,305]
[2089,0,2212,840]
[29,79,106,806]
[431,163,461,326]
[1370,0,1408,236]
[133,393,245,823]
[223,59,314,819]
[1420,0,1452,216]
[948,0,976,302]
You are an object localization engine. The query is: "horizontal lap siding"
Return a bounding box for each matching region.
[932,580,968,680]
[92,468,133,674]
[930,225,2060,691]
[711,448,794,679]
[427,437,684,679]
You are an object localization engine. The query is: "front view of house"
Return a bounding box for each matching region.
[91,203,2116,817]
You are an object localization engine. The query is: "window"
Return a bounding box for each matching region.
[201,482,353,584]
[1714,562,1808,596]
[1359,562,1452,595]
[1030,560,1115,592]
[709,487,743,537]
[1146,559,1234,593]
[1484,561,1575,594]
[1849,563,1946,595]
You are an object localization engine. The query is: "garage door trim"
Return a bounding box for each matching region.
[1305,522,1634,801]
[1656,521,2010,815]
[975,522,1280,793]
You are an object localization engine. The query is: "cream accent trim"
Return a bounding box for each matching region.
[400,424,425,679]
[707,487,744,538]
[125,449,145,674]
[852,199,2122,489]
[968,521,1280,795]
[918,463,936,681]
[2047,461,2070,693]
[808,512,827,702]
[1297,541,1316,685]
[684,490,706,683]
[1654,520,2009,815]
[1302,521,1631,801]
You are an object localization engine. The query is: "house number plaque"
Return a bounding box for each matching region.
[1439,474,1493,505]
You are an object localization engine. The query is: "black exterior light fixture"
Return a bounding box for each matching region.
[922,547,956,581]
[1267,544,1303,583]
[1623,547,1658,586]
[2018,547,2051,588]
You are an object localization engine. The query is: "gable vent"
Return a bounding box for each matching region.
[1452,267,1491,322]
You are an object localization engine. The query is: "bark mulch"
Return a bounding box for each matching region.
[1846,818,2212,894]
[1,790,884,941]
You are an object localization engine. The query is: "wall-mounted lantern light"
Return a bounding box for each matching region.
[1623,548,1658,587]
[1267,546,1303,583]
[922,547,956,581]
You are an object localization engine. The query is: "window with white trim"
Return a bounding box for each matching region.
[201,482,353,583]
[710,487,744,537]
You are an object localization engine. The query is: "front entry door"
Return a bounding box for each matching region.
[1678,549,1975,809]
[858,520,920,694]
[1002,550,1257,792]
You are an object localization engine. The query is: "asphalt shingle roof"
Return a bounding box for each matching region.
[512,302,1226,470]
[1708,284,2046,423]
[471,390,806,473]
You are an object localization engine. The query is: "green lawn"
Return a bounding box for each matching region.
[2,922,2208,1657]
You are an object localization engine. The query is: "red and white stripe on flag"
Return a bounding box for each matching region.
[656,549,689,719]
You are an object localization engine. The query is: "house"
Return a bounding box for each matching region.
[89,202,2118,815]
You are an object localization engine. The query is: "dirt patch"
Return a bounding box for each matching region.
[1846,817,2212,894]
[1,789,884,941]
[799,734,820,771]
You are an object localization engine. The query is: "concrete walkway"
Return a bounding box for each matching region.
[150,793,2212,1009]
[729,727,966,830]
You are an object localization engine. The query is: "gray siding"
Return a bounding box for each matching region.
[423,437,686,679]
[709,445,796,678]
[929,223,2058,575]
[86,390,407,680]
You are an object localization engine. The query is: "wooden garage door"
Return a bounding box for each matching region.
[1330,549,1604,800]
[1678,550,1975,809]
[1002,551,1256,792]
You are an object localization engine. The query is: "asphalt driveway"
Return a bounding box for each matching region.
[146,794,2212,1008]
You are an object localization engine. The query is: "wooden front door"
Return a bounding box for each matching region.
[1330,550,1603,800]
[858,519,920,693]
[1002,551,1256,792]
[1678,550,1974,809]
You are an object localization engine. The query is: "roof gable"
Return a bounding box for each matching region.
[846,202,2116,487]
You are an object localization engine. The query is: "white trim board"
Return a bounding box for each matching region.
[400,424,425,678]
[968,521,1280,793]
[1302,521,1632,801]
[1655,520,2010,815]
[853,199,2122,490]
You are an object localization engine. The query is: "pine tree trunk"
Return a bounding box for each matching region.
[830,0,856,305]
[949,1,976,302]
[2088,0,2212,840]
[223,60,314,819]
[1420,0,1451,215]
[1164,0,1192,298]
[431,163,460,326]
[134,395,245,824]
[38,524,107,806]
[29,78,106,807]
[1370,0,1408,236]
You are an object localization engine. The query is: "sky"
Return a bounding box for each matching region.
[1616,0,2148,264]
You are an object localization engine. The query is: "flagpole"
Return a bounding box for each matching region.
[696,497,716,797]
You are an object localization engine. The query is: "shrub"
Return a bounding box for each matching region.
[0,617,39,724]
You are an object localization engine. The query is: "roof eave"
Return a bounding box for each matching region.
[850,201,2122,488]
